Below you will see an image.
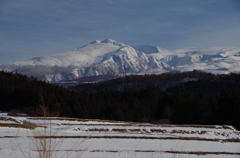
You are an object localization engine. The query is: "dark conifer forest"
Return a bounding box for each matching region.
[0,70,239,130]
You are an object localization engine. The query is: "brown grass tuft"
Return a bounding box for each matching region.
[0,123,45,130]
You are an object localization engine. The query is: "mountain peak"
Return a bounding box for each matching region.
[101,39,125,46]
[90,40,101,44]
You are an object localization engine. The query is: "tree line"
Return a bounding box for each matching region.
[0,70,239,130]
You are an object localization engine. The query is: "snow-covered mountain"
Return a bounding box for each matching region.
[1,39,240,83]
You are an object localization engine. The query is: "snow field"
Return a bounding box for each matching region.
[0,114,239,158]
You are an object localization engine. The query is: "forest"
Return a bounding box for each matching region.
[0,70,239,130]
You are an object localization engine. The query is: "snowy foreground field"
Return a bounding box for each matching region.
[0,113,240,158]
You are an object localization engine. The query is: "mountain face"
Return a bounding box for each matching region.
[1,39,240,83]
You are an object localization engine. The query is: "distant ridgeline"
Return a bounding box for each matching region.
[0,70,239,130]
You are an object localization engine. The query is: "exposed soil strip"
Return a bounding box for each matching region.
[76,127,240,137]
[31,135,240,143]
[31,149,240,155]
[0,123,45,130]
[59,123,227,129]
[2,135,239,143]
[0,117,18,123]
[26,117,236,130]
[59,123,154,127]
[1,136,20,138]
[135,150,240,155]
[27,117,140,125]
[83,128,211,134]
[164,150,240,155]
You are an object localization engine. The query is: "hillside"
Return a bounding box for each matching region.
[69,70,213,92]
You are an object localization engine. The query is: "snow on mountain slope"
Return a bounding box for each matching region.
[167,47,240,74]
[13,40,124,67]
[93,46,148,74]
[132,45,174,60]
[0,39,240,83]
[0,39,133,82]
[132,45,168,54]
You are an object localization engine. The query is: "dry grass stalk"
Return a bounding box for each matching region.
[9,92,86,158]
[29,95,86,158]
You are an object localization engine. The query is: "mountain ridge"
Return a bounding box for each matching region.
[0,39,240,83]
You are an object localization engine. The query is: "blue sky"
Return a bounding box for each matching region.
[0,0,240,63]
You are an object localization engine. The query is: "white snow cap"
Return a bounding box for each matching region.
[89,40,101,44]
[101,39,125,46]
